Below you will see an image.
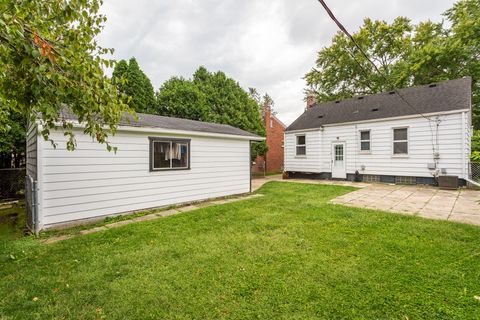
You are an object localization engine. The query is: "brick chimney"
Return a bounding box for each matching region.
[306,93,316,110]
[262,102,271,125]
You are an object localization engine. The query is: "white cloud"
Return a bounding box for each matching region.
[97,0,457,126]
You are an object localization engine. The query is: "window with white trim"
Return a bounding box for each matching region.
[296,135,306,156]
[393,128,408,155]
[360,130,371,151]
[150,138,190,170]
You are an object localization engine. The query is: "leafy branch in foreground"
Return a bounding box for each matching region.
[0,0,131,150]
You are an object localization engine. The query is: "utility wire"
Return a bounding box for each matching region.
[316,0,441,170]
[316,0,434,122]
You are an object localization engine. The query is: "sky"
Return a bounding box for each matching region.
[97,0,457,126]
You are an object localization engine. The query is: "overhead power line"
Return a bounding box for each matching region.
[316,0,434,122]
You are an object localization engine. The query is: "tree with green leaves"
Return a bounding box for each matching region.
[0,111,26,168]
[112,57,156,114]
[305,0,480,129]
[0,0,130,151]
[156,67,265,135]
[156,66,266,158]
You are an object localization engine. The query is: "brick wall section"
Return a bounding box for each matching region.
[252,105,285,173]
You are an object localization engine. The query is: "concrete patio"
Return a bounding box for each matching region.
[331,184,480,225]
[252,176,480,226]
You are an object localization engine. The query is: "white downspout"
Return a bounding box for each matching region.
[36,123,44,232]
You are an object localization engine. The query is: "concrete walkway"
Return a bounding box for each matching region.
[252,176,480,226]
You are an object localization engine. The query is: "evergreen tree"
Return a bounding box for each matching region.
[112,58,156,114]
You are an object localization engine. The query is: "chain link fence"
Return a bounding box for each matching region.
[470,162,480,184]
[0,168,25,200]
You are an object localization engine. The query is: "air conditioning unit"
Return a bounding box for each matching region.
[438,175,459,189]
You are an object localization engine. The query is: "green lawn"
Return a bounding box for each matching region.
[1,182,480,319]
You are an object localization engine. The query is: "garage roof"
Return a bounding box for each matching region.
[59,109,263,139]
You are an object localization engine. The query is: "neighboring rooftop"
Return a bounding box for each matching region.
[59,109,263,139]
[286,77,472,131]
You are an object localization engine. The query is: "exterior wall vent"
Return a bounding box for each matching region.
[371,108,379,112]
[318,114,324,119]
[358,96,364,100]
[429,83,437,88]
[335,100,340,103]
[388,91,395,94]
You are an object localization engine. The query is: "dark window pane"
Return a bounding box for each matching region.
[393,128,408,141]
[361,141,370,151]
[296,146,306,156]
[393,141,408,154]
[172,143,188,168]
[153,142,171,168]
[360,131,370,140]
[335,144,343,160]
[297,135,305,145]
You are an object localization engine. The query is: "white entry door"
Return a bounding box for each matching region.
[331,142,346,179]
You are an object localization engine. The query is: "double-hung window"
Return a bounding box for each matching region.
[393,128,408,155]
[150,137,190,171]
[296,135,306,156]
[360,130,371,152]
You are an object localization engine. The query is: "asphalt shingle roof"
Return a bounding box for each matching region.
[60,110,263,139]
[286,77,472,132]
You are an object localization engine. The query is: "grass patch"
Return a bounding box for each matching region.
[0,200,26,241]
[1,182,479,319]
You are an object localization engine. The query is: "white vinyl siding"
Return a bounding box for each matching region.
[284,131,321,172]
[38,128,251,227]
[285,112,468,178]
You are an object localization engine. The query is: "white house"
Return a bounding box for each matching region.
[26,111,263,232]
[284,77,472,186]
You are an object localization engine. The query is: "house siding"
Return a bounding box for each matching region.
[285,112,468,179]
[39,128,251,227]
[284,130,321,173]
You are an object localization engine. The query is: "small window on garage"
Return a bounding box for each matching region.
[393,128,408,155]
[296,135,306,156]
[360,130,371,152]
[150,137,190,171]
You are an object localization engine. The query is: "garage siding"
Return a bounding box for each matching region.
[39,128,251,227]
